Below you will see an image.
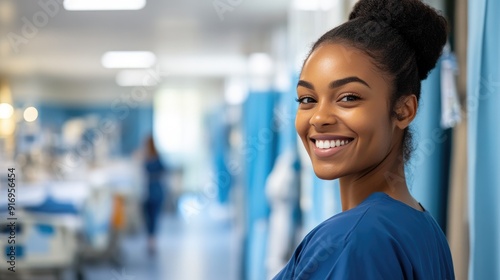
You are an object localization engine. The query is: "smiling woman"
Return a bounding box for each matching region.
[295,45,399,187]
[273,0,455,279]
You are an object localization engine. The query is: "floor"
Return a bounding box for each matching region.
[81,211,242,280]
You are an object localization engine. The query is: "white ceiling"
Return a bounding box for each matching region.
[0,0,289,82]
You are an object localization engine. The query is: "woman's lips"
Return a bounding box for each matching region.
[310,138,353,158]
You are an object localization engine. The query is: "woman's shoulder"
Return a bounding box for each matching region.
[286,197,404,278]
[306,192,428,244]
[278,193,453,279]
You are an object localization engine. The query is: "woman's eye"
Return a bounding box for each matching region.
[339,94,360,102]
[296,97,316,104]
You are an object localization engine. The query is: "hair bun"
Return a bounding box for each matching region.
[349,0,447,80]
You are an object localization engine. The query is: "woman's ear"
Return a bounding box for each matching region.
[394,95,417,129]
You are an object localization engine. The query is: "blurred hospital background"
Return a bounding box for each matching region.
[0,0,498,279]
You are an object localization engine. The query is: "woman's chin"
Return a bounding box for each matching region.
[313,167,342,181]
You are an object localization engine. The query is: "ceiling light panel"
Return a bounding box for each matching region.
[64,0,146,11]
[101,51,156,69]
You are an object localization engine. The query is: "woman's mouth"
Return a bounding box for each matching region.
[311,138,354,158]
[314,139,351,149]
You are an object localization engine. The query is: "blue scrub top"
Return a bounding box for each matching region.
[144,157,165,202]
[273,192,455,280]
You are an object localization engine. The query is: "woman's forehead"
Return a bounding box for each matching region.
[300,44,384,86]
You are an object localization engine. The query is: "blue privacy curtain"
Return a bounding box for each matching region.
[467,0,500,279]
[263,78,302,278]
[406,58,452,230]
[304,177,341,231]
[243,90,279,280]
[207,108,232,204]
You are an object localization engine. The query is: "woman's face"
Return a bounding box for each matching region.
[295,43,400,180]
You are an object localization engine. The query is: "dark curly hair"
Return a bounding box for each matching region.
[307,0,447,162]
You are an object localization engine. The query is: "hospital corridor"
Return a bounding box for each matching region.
[81,212,240,280]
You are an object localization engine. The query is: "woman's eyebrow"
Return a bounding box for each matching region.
[330,76,371,89]
[297,80,315,90]
[297,76,371,90]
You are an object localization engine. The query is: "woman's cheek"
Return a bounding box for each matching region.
[295,111,310,134]
[344,105,387,131]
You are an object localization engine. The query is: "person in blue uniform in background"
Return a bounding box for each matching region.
[274,0,455,279]
[142,135,166,255]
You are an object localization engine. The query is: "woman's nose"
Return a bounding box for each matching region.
[309,104,337,128]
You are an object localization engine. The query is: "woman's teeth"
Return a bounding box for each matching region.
[315,139,350,149]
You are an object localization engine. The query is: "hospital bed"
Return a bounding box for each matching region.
[0,182,88,280]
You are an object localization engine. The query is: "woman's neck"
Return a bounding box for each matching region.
[338,151,422,212]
